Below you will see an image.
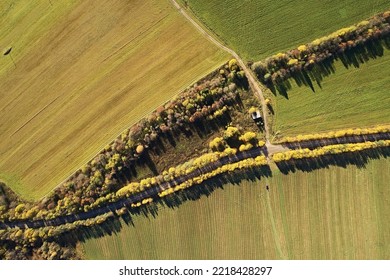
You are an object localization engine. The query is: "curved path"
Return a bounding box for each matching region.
[170,0,271,142]
[0,0,290,230]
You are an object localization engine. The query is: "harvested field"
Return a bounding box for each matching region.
[0,0,228,200]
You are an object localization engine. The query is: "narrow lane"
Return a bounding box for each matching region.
[170,0,270,141]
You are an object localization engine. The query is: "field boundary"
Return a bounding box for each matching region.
[39,62,228,200]
[1,134,389,232]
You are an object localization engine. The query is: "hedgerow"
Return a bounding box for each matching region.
[252,10,390,87]
[276,125,390,144]
[272,140,390,162]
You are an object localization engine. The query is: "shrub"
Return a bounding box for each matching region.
[239,131,257,143]
[209,137,225,151]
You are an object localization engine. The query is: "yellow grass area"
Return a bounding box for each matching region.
[83,158,390,259]
[0,0,228,200]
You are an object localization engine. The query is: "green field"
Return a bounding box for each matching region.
[0,0,228,200]
[273,49,390,138]
[180,0,390,138]
[83,157,390,259]
[180,0,390,60]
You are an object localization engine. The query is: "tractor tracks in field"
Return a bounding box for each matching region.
[10,95,61,137]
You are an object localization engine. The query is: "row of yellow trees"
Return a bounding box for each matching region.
[277,125,390,143]
[158,155,268,198]
[4,126,265,222]
[4,140,389,247]
[0,210,115,258]
[117,128,265,200]
[0,153,270,245]
[273,140,390,162]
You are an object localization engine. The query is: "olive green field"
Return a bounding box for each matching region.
[0,0,228,200]
[180,0,390,60]
[83,158,390,259]
[273,49,390,138]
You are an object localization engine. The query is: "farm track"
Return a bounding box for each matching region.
[0,0,276,231]
[1,131,389,230]
[1,1,389,234]
[170,0,271,141]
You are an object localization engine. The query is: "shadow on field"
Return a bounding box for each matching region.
[275,146,390,174]
[58,147,389,245]
[267,37,390,97]
[61,165,272,244]
[281,133,390,150]
[156,165,272,211]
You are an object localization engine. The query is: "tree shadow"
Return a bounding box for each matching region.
[140,151,158,176]
[150,137,167,156]
[281,133,390,150]
[269,80,291,98]
[268,37,390,96]
[58,215,125,244]
[60,165,272,244]
[267,103,275,115]
[275,146,390,175]
[164,131,177,147]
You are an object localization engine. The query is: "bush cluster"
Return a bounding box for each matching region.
[209,127,261,152]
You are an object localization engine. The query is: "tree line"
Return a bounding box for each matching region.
[276,125,390,144]
[273,140,390,162]
[0,60,248,224]
[252,10,390,91]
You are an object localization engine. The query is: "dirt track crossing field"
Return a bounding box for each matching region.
[0,0,228,200]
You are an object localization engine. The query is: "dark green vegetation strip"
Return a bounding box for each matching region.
[83,157,390,259]
[180,0,390,60]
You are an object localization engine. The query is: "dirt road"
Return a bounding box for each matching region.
[170,0,270,141]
